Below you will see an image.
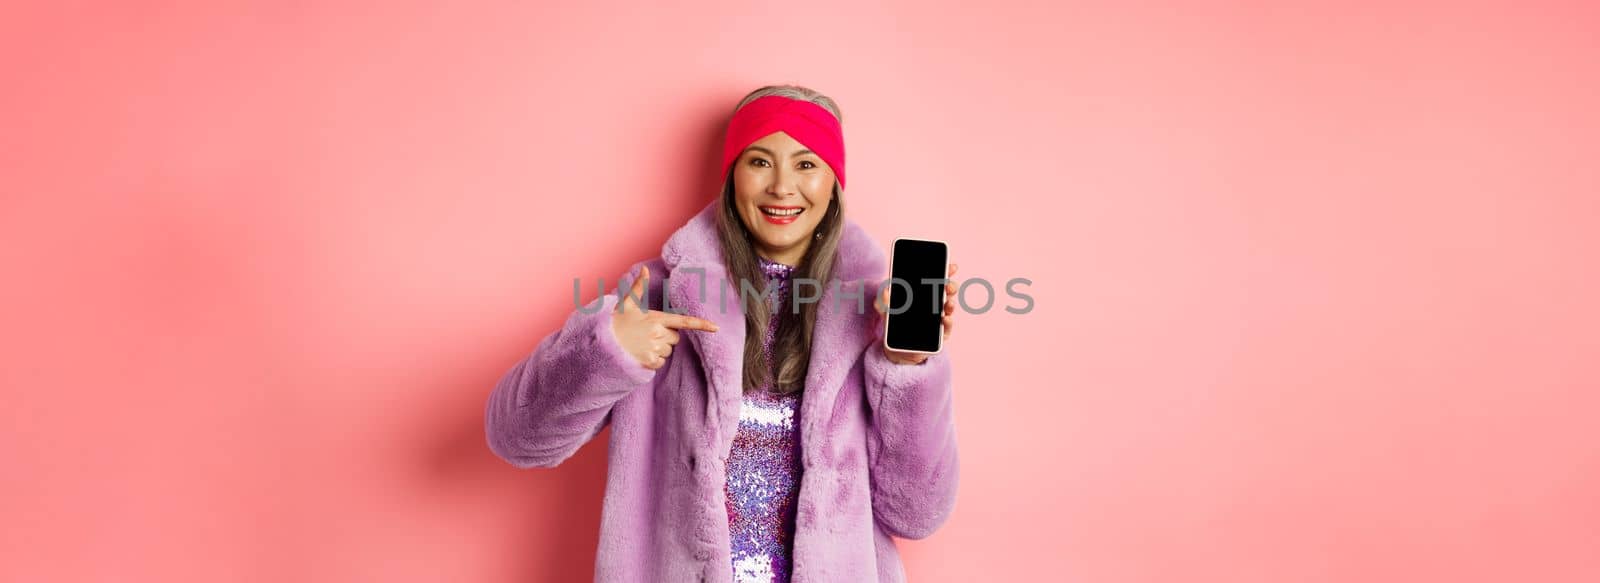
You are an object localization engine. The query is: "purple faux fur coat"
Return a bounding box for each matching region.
[485,201,959,582]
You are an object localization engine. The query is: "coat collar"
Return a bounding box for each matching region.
[661,200,886,465]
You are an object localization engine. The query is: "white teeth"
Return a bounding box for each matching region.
[761,207,803,216]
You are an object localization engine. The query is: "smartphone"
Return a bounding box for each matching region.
[883,237,950,355]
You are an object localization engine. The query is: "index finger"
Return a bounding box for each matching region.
[657,312,720,332]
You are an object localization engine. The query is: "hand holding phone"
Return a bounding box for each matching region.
[874,238,957,365]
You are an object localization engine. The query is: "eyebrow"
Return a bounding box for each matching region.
[745,146,815,158]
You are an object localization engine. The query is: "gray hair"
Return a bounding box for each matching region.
[719,84,846,396]
[733,84,844,125]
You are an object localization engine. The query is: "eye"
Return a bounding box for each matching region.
[798,161,816,169]
[749,157,770,167]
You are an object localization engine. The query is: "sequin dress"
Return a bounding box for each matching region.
[723,255,805,583]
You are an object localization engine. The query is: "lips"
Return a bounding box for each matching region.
[758,205,804,225]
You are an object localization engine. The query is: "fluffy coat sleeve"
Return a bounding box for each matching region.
[484,262,658,469]
[861,344,960,539]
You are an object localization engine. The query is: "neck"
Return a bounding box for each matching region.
[757,242,808,267]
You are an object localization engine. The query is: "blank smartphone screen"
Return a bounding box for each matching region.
[885,238,948,353]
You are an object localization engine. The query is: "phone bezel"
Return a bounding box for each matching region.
[882,237,950,356]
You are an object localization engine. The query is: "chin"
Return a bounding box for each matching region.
[753,232,796,247]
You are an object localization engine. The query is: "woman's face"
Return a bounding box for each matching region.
[731,131,836,266]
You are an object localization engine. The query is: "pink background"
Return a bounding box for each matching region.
[3,1,1598,581]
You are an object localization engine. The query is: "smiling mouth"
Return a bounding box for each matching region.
[758,205,804,225]
[759,206,804,217]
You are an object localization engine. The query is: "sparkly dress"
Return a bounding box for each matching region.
[723,255,805,583]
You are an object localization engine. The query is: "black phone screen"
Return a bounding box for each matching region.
[885,238,948,354]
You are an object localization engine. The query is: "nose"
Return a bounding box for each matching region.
[767,165,798,198]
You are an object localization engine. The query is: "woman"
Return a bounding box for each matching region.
[485,85,960,582]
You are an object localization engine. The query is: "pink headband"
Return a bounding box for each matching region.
[721,95,847,189]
